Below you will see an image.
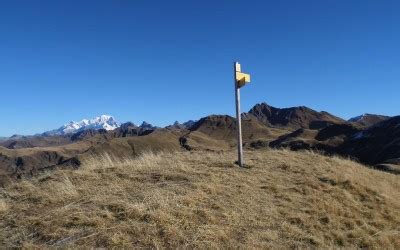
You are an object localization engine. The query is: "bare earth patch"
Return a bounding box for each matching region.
[0,149,399,248]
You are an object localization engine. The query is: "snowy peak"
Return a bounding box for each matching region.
[44,115,121,136]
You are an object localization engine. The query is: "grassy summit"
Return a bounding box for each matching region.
[0,149,399,248]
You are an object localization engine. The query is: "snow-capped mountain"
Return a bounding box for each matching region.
[44,115,121,136]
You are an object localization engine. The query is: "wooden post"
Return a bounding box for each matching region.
[234,62,244,167]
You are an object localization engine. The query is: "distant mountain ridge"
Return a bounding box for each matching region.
[247,103,344,129]
[348,113,390,127]
[166,120,196,130]
[5,106,389,138]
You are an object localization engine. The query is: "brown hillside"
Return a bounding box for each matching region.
[270,123,362,153]
[0,149,399,248]
[181,115,289,150]
[340,116,400,169]
[0,130,184,186]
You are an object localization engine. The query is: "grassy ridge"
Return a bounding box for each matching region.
[0,149,399,248]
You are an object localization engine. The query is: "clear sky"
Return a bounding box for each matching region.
[1,1,399,136]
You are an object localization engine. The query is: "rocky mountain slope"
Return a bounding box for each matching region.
[340,116,400,167]
[269,115,400,174]
[348,114,390,127]
[247,103,344,129]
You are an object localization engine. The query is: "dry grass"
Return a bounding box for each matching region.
[0,149,399,248]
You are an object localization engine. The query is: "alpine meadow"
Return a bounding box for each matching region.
[1,1,400,248]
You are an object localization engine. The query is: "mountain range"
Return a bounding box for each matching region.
[0,109,387,140]
[0,102,398,186]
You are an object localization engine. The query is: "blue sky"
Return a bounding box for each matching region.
[1,1,399,136]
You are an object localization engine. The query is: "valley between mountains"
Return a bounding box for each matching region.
[0,102,398,186]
